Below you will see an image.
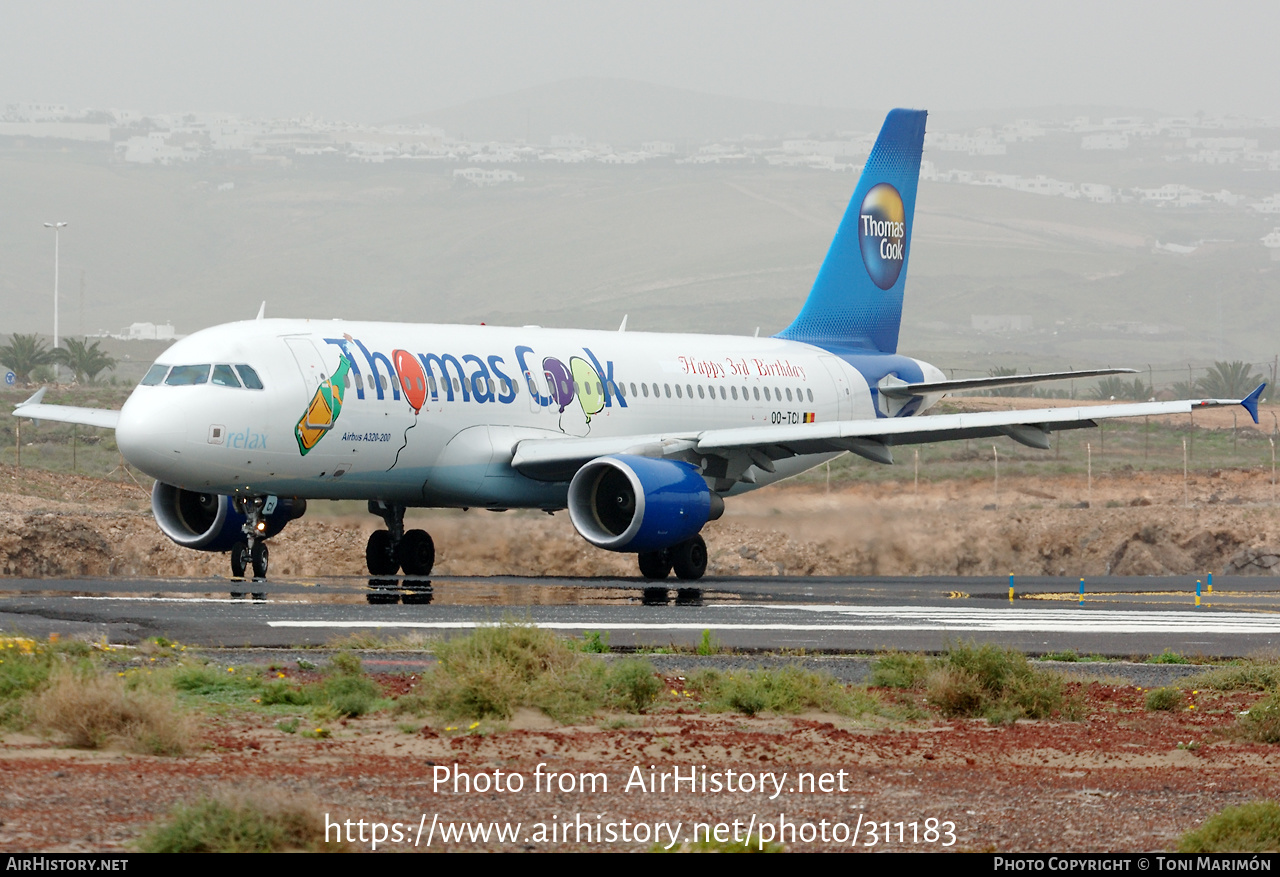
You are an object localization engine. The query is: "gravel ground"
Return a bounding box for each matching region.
[2,652,1270,853]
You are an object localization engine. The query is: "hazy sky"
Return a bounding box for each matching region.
[2,0,1277,122]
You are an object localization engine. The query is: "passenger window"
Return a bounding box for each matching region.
[664,384,671,398]
[730,386,738,400]
[786,388,793,402]
[675,384,683,399]
[211,365,241,388]
[807,388,814,403]
[753,387,760,401]
[697,385,705,399]
[763,387,771,401]
[629,382,637,397]
[235,364,264,389]
[141,364,169,386]
[686,384,692,399]
[719,386,726,400]
[641,383,649,398]
[165,364,210,386]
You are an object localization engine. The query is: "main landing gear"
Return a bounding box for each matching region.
[229,495,270,579]
[637,534,707,582]
[367,501,435,576]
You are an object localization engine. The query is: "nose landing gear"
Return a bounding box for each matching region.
[229,495,272,579]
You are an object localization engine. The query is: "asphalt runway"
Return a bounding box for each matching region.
[2,573,1280,657]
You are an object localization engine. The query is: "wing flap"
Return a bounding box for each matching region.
[877,368,1139,398]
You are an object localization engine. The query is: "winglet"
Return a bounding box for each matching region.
[16,387,46,408]
[1242,382,1266,424]
[255,301,266,320]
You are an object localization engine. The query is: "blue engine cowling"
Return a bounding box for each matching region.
[567,455,723,552]
[151,482,306,552]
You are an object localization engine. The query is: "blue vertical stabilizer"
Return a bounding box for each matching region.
[776,108,927,354]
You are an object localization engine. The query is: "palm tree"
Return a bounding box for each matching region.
[985,366,1035,397]
[1090,376,1152,401]
[1196,361,1263,399]
[54,338,117,384]
[0,334,56,385]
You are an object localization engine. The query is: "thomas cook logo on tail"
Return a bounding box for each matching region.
[858,183,906,290]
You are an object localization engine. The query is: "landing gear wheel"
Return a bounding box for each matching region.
[637,549,672,580]
[366,529,400,575]
[250,542,269,579]
[398,529,435,576]
[671,535,707,581]
[230,541,250,578]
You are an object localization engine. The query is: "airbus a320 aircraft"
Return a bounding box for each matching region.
[12,109,1264,582]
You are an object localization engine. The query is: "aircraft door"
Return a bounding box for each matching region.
[284,336,329,393]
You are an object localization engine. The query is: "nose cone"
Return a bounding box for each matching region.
[116,390,188,483]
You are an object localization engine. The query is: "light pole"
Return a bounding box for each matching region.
[43,221,67,381]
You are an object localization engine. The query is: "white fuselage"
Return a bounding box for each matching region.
[115,318,945,507]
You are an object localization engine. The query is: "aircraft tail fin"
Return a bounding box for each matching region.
[776,108,927,354]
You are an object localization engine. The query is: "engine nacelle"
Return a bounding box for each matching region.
[151,482,306,552]
[567,455,723,553]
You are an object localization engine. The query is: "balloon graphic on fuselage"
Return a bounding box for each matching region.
[393,349,427,414]
[570,357,604,423]
[542,357,574,413]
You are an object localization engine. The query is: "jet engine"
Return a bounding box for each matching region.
[151,482,306,552]
[567,455,723,553]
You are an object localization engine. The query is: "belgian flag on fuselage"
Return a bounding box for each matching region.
[775,108,927,355]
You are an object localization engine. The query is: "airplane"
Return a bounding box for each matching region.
[11,108,1265,582]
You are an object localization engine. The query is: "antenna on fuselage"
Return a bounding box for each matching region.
[754,327,760,338]
[255,301,266,320]
[618,314,628,333]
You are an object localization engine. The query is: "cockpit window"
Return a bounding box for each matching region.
[211,364,241,388]
[235,365,264,389]
[141,364,170,386]
[165,364,210,386]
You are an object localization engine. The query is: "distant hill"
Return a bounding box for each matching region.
[389,77,882,146]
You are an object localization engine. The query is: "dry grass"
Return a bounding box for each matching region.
[139,786,346,853]
[33,669,191,754]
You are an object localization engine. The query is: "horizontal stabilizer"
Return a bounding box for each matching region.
[878,368,1139,399]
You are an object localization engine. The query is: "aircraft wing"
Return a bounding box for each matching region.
[512,386,1265,485]
[11,389,120,429]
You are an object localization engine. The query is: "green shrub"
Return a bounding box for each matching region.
[327,650,363,676]
[925,667,986,718]
[690,666,880,717]
[1145,687,1184,711]
[140,788,343,852]
[869,652,928,689]
[423,624,603,723]
[606,659,664,713]
[1147,649,1191,665]
[1183,662,1280,692]
[579,631,610,653]
[925,641,1070,722]
[696,629,720,656]
[1179,801,1280,853]
[319,674,381,718]
[1238,691,1280,744]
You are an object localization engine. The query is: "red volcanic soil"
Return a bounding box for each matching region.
[2,671,1277,852]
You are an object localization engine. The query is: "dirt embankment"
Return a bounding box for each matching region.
[3,462,1280,579]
